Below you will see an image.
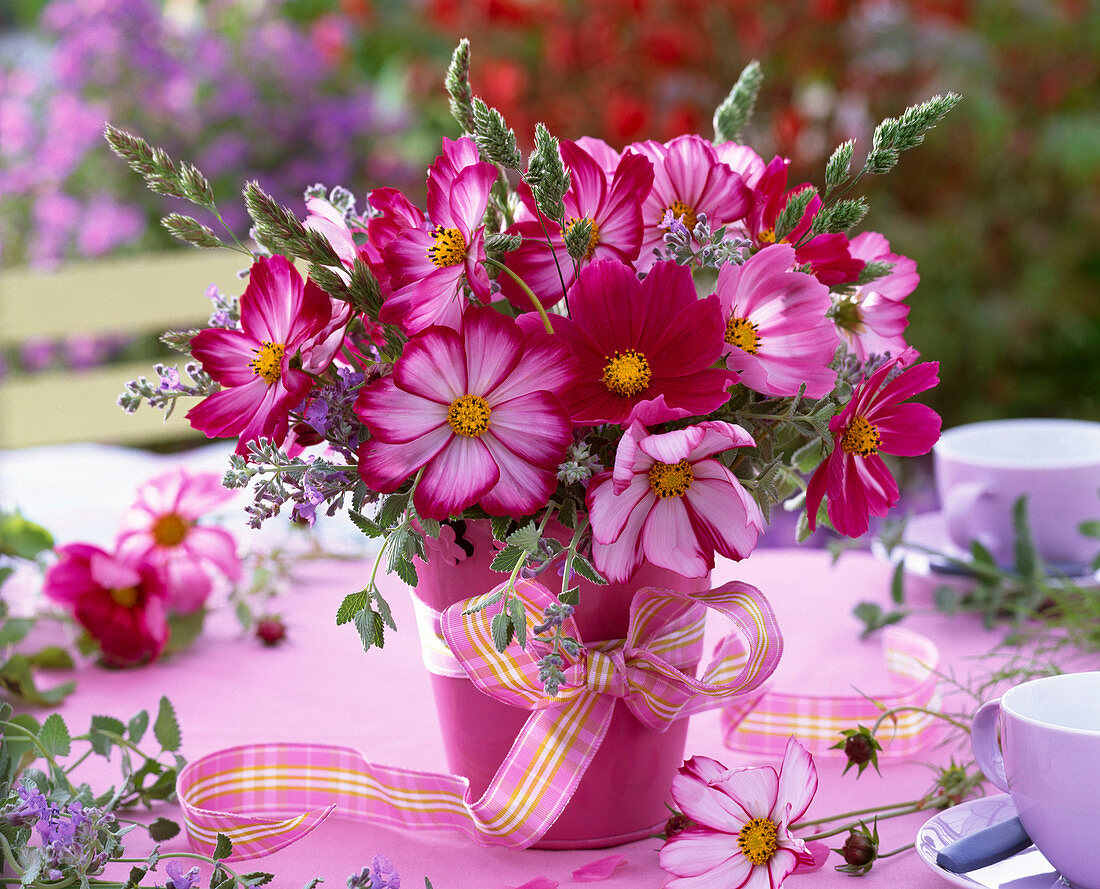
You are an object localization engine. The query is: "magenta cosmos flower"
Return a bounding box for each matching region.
[378,137,497,334]
[187,255,347,454]
[552,260,736,426]
[833,231,918,361]
[660,738,819,889]
[43,544,169,666]
[354,308,575,520]
[500,139,653,308]
[743,156,864,287]
[714,244,839,398]
[116,468,242,614]
[626,134,752,273]
[587,421,763,583]
[807,351,941,538]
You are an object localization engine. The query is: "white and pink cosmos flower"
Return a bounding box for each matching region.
[587,420,763,584]
[833,232,918,361]
[660,738,820,889]
[626,134,752,272]
[714,244,839,399]
[354,308,576,520]
[187,256,347,454]
[378,137,498,334]
[116,468,242,614]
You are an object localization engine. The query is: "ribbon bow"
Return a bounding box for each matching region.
[437,578,783,846]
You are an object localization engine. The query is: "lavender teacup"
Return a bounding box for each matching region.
[971,672,1100,888]
[934,418,1100,571]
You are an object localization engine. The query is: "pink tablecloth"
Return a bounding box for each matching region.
[29,543,1023,889]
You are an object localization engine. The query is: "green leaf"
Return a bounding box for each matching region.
[236,600,253,631]
[392,555,418,587]
[490,515,512,540]
[372,590,397,631]
[241,873,276,887]
[0,655,74,706]
[713,59,763,143]
[88,715,126,757]
[1012,496,1039,578]
[570,554,608,586]
[166,609,206,654]
[559,587,580,607]
[556,498,577,530]
[26,646,73,669]
[0,511,54,560]
[852,602,906,639]
[890,560,906,605]
[336,591,369,626]
[128,710,149,744]
[417,515,442,539]
[508,596,527,648]
[154,696,182,752]
[377,493,408,529]
[148,817,181,841]
[348,510,383,539]
[212,833,234,860]
[490,544,526,573]
[0,619,34,647]
[1079,519,1100,538]
[506,521,540,552]
[354,608,384,651]
[125,866,147,888]
[39,713,71,758]
[490,610,514,652]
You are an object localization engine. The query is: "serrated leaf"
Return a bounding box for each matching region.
[571,554,608,586]
[154,696,181,752]
[212,833,233,860]
[392,555,418,587]
[559,587,580,606]
[0,618,34,647]
[506,521,540,551]
[26,646,73,669]
[242,873,275,887]
[508,596,527,648]
[336,591,369,626]
[556,498,577,530]
[490,544,526,573]
[354,608,384,650]
[490,611,514,652]
[490,515,512,540]
[372,590,397,631]
[39,713,71,758]
[377,493,408,529]
[348,510,383,539]
[128,710,149,744]
[417,515,442,538]
[126,866,147,888]
[148,817,181,841]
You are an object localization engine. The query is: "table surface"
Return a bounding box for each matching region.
[0,443,1062,889]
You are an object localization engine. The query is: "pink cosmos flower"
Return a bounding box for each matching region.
[833,232,918,361]
[354,307,575,520]
[573,136,621,180]
[552,260,737,426]
[743,156,864,287]
[714,141,766,190]
[116,468,242,614]
[187,255,347,454]
[304,196,359,271]
[363,186,427,292]
[43,544,169,667]
[626,134,752,272]
[378,137,497,334]
[714,244,839,398]
[660,738,819,889]
[500,139,653,308]
[587,420,763,583]
[806,351,941,538]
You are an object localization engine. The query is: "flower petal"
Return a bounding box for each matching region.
[392,328,468,403]
[660,828,747,880]
[641,497,710,578]
[356,377,449,444]
[571,854,627,883]
[773,738,818,824]
[708,766,779,821]
[356,425,453,493]
[415,435,499,519]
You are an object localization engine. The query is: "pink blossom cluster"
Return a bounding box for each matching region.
[42,468,241,666]
[175,131,939,581]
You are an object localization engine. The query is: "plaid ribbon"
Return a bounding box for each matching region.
[177,578,781,858]
[721,625,942,757]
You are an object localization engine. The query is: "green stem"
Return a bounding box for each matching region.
[801,805,923,840]
[63,748,94,774]
[484,258,554,335]
[0,833,24,877]
[794,799,921,830]
[0,720,76,795]
[880,842,916,858]
[210,205,257,258]
[871,706,971,737]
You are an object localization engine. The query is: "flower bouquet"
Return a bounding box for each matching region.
[109,41,956,848]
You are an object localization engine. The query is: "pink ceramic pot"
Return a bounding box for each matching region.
[414,519,707,848]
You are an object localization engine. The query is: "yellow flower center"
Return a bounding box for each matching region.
[662,200,698,231]
[151,513,189,547]
[738,817,779,866]
[841,415,882,457]
[724,316,761,354]
[565,216,601,260]
[250,341,285,386]
[757,228,778,244]
[601,350,651,398]
[427,226,468,268]
[648,459,694,499]
[109,586,140,609]
[447,394,492,437]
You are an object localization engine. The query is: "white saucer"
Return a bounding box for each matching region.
[878,511,1100,589]
[917,794,1063,888]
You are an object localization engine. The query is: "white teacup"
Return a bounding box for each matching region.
[934,419,1100,571]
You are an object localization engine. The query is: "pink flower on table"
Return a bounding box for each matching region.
[378,137,497,334]
[587,420,763,583]
[187,255,347,454]
[552,260,737,426]
[806,351,941,538]
[500,139,653,308]
[833,232,918,362]
[626,134,752,272]
[43,544,169,667]
[714,244,839,398]
[354,308,575,520]
[743,156,864,287]
[660,738,819,889]
[116,468,242,614]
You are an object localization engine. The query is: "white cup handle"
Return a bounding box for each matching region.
[943,482,997,553]
[971,699,1009,792]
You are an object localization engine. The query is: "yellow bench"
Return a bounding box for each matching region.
[0,251,247,449]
